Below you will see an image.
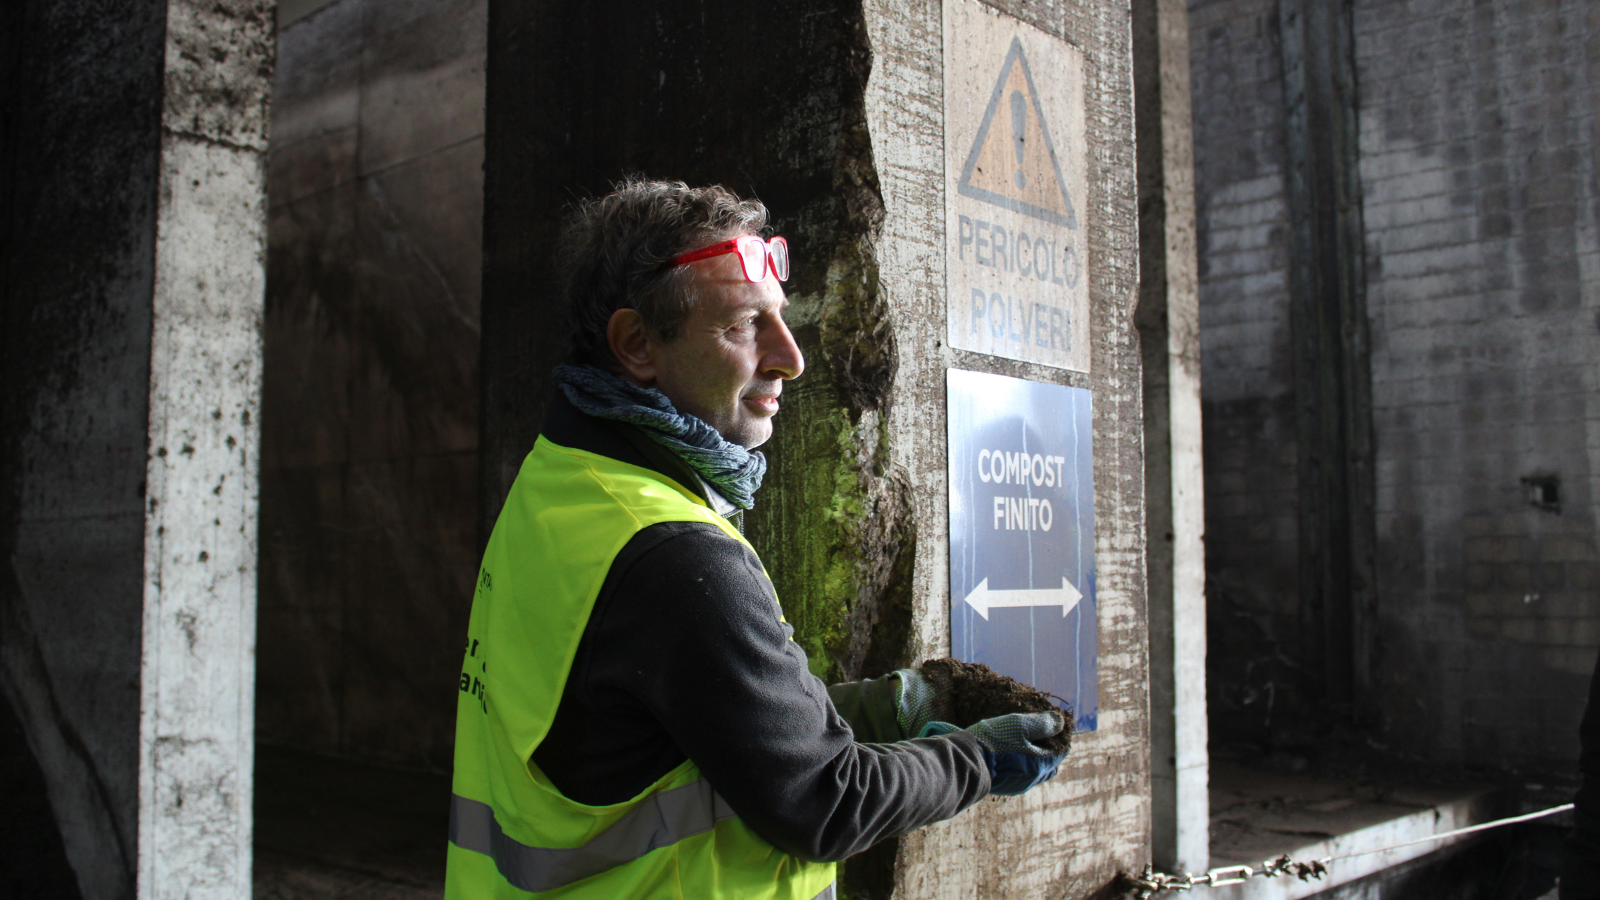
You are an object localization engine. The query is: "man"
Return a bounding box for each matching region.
[445,178,1066,899]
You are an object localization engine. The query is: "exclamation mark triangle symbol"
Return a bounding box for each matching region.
[958,36,1078,229]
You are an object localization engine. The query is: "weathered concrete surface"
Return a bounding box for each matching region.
[1,2,169,898]
[138,1,274,897]
[1,1,272,898]
[1191,0,1600,776]
[259,0,485,771]
[1133,0,1209,877]
[863,0,1150,896]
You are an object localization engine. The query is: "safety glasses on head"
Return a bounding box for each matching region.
[668,235,789,283]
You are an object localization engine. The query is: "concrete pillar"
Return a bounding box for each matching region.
[897,1,1148,895]
[480,0,1146,894]
[1133,0,1209,877]
[0,2,273,898]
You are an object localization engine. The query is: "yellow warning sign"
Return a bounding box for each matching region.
[957,37,1077,229]
[944,0,1089,372]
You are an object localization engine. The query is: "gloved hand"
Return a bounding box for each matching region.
[920,712,1066,797]
[892,668,943,740]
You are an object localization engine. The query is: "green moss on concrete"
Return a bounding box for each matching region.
[751,399,912,685]
[744,217,924,685]
[757,402,861,682]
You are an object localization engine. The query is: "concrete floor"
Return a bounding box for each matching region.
[1208,757,1568,899]
[1209,757,1500,867]
[253,746,448,899]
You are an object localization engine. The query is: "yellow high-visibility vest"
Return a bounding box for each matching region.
[445,437,837,899]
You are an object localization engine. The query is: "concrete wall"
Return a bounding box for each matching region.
[1191,0,1600,773]
[871,1,1150,893]
[1135,0,1210,875]
[1,3,167,895]
[138,3,273,894]
[259,0,486,771]
[1,1,272,897]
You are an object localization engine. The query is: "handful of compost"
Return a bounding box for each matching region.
[894,658,1073,796]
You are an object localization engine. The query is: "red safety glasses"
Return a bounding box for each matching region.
[668,235,789,283]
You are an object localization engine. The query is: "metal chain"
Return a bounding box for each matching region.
[1128,856,1327,897]
[1126,803,1574,898]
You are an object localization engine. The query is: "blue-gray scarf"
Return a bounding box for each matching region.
[553,365,767,510]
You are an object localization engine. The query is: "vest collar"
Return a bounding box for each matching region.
[540,390,748,523]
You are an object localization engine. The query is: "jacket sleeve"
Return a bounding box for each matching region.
[589,524,990,862]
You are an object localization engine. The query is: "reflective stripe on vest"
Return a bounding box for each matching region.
[450,779,737,893]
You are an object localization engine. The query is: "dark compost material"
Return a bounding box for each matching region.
[916,657,1073,754]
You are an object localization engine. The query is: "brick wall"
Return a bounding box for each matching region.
[1355,0,1600,771]
[1189,0,1310,747]
[1191,0,1600,772]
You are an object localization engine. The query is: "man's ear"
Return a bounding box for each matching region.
[606,308,657,387]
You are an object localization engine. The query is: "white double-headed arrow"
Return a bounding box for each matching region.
[962,577,1083,620]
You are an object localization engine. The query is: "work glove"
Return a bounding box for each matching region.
[892,667,944,740]
[920,712,1066,797]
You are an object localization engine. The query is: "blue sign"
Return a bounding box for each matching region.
[948,368,1097,730]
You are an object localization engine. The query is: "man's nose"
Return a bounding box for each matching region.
[761,315,806,381]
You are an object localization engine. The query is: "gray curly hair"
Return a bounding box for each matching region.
[556,177,770,369]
